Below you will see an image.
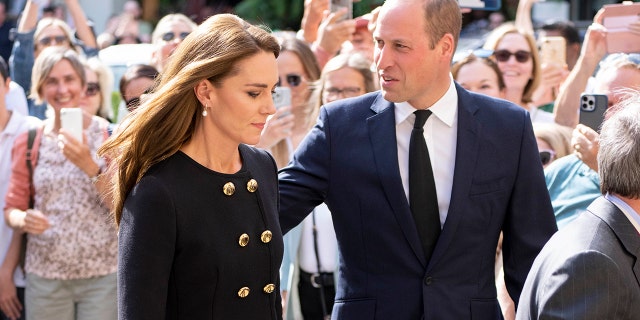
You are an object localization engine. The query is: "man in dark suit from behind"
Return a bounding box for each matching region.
[517,94,640,320]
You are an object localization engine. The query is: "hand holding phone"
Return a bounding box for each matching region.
[600,1,640,53]
[579,93,608,132]
[330,0,353,21]
[60,108,84,142]
[539,36,566,67]
[273,87,292,118]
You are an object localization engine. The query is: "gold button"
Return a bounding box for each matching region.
[260,230,272,243]
[247,179,258,192]
[223,182,235,196]
[239,233,250,247]
[263,283,275,294]
[238,287,250,298]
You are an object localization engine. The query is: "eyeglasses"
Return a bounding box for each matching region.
[277,74,303,87]
[323,87,362,99]
[539,149,556,166]
[85,82,100,97]
[161,32,190,42]
[38,35,68,46]
[494,50,532,63]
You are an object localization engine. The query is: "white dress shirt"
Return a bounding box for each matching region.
[395,76,458,228]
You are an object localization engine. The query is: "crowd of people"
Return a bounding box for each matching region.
[1,0,639,319]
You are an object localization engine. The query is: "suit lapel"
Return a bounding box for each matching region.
[428,86,480,269]
[367,94,427,266]
[588,197,640,287]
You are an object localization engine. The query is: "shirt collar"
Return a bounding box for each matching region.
[394,76,457,127]
[605,193,640,234]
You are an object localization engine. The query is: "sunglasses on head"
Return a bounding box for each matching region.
[494,50,532,63]
[277,74,303,87]
[85,82,100,97]
[38,35,68,46]
[161,32,190,42]
[539,149,556,166]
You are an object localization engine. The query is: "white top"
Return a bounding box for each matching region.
[6,81,28,116]
[395,76,458,228]
[0,112,40,287]
[529,105,555,124]
[298,203,338,273]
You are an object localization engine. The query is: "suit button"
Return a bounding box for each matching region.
[247,179,258,192]
[223,182,235,196]
[239,233,250,247]
[260,230,272,243]
[424,276,433,286]
[263,283,275,293]
[238,287,250,298]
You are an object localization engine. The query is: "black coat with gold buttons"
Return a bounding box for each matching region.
[118,144,284,319]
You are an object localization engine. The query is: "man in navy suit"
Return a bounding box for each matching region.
[517,96,640,320]
[278,0,558,318]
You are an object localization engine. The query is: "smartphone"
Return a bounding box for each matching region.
[579,93,608,132]
[330,0,353,21]
[539,36,566,67]
[272,86,291,118]
[601,2,640,53]
[60,108,83,142]
[458,0,501,11]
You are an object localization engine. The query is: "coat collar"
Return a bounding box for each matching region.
[588,196,640,287]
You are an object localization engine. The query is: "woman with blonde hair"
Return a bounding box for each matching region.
[4,47,115,320]
[99,14,284,319]
[80,57,114,121]
[483,23,554,123]
[150,13,198,72]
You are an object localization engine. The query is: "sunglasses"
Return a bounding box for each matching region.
[539,149,556,166]
[125,88,152,112]
[161,32,190,42]
[277,74,303,87]
[494,50,532,63]
[324,87,362,98]
[38,35,68,46]
[85,82,100,97]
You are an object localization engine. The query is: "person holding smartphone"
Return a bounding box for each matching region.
[4,47,115,320]
[546,10,640,229]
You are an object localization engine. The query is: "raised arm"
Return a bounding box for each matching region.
[64,0,97,48]
[17,0,41,32]
[553,22,607,128]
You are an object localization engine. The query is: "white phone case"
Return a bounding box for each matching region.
[60,108,83,142]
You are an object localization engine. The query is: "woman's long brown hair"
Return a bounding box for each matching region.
[98,14,280,225]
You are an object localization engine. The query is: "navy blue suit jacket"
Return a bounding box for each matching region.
[279,85,558,319]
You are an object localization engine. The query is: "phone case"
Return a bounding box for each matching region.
[60,108,83,142]
[579,94,608,132]
[458,0,501,11]
[330,0,353,21]
[539,36,566,66]
[601,2,640,53]
[273,87,291,118]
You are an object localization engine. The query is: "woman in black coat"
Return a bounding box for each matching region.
[99,14,284,319]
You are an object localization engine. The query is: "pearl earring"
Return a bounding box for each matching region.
[202,104,208,117]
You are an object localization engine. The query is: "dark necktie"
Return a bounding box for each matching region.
[409,110,441,263]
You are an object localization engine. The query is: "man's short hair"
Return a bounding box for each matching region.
[541,20,581,45]
[598,92,640,198]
